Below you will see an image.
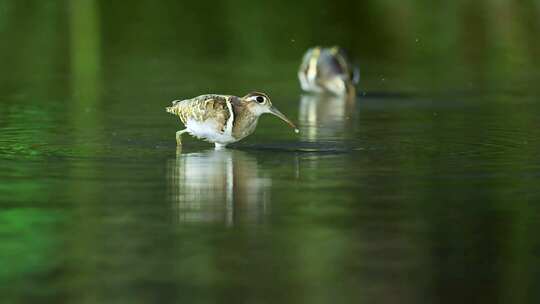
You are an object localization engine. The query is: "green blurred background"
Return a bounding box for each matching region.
[1,1,540,303]
[3,0,540,94]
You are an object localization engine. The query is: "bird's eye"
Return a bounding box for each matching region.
[256,96,265,103]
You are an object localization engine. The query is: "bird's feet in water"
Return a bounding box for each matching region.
[176,129,187,146]
[214,142,227,149]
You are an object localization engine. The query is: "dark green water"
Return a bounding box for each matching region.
[2,1,540,303]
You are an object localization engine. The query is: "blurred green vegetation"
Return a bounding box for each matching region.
[1,0,540,94]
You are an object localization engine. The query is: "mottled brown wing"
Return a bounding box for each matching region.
[169,95,231,132]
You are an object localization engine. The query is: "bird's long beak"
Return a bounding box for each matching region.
[269,106,299,133]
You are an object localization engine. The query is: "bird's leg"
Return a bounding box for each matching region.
[176,129,188,146]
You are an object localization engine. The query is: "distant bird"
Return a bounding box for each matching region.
[166,92,298,148]
[298,46,359,97]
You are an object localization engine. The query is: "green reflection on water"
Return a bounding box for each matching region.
[0,208,64,302]
[0,209,61,279]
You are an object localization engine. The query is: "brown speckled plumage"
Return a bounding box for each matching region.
[166,92,297,147]
[166,94,232,133]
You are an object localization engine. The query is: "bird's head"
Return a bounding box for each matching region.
[242,92,299,133]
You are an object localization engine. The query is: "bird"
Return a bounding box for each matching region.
[166,92,299,148]
[298,46,359,97]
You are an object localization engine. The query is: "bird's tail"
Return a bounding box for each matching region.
[166,100,182,115]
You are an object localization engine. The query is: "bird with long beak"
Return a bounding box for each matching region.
[166,92,299,148]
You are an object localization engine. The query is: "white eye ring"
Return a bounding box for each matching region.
[248,95,266,103]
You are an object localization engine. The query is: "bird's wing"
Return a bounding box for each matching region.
[174,95,232,133]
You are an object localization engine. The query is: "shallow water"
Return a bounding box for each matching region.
[2,1,540,303]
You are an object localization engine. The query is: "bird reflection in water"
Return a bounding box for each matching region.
[298,94,358,141]
[167,149,271,225]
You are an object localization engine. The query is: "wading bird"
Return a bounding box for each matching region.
[166,92,298,148]
[298,46,359,97]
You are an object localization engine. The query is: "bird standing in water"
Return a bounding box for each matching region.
[166,92,298,148]
[298,46,359,97]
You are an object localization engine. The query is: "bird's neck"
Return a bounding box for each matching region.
[231,102,260,140]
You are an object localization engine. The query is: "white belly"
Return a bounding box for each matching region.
[186,119,237,144]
